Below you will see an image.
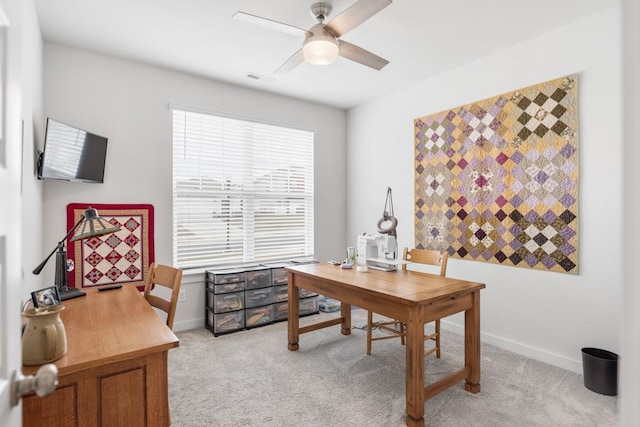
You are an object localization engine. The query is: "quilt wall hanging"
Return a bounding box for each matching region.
[414,74,579,274]
[66,203,155,289]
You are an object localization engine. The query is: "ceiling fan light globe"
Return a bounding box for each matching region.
[303,38,339,65]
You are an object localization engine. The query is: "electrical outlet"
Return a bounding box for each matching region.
[178,289,186,302]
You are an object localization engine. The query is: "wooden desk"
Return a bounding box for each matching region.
[286,263,485,427]
[22,284,179,427]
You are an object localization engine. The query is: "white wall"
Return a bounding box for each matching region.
[41,44,347,330]
[346,8,621,373]
[21,0,45,298]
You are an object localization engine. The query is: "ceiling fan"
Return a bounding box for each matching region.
[232,0,392,74]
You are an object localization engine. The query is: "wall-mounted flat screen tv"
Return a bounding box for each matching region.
[38,118,108,183]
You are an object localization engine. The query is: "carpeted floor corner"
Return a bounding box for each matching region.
[168,308,618,426]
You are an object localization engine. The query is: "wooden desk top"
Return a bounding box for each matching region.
[23,284,179,376]
[287,263,485,305]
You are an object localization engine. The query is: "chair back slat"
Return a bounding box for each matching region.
[143,263,183,329]
[402,247,448,277]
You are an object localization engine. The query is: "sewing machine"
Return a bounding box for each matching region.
[356,233,404,271]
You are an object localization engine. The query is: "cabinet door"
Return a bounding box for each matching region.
[101,367,146,427]
[23,359,158,427]
[23,385,77,427]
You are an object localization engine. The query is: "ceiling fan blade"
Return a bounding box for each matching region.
[338,40,389,70]
[326,0,392,37]
[232,12,310,38]
[275,49,305,75]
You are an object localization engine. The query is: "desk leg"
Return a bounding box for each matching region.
[340,302,351,335]
[405,307,425,427]
[464,290,481,393]
[287,273,300,351]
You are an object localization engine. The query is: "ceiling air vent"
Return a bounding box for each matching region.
[246,73,275,83]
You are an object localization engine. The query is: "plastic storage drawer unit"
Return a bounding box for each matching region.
[272,302,288,321]
[213,291,244,313]
[207,308,245,335]
[272,295,320,321]
[299,295,319,316]
[271,267,288,286]
[273,284,288,303]
[245,287,274,308]
[245,267,272,290]
[212,282,245,294]
[246,305,273,328]
[299,288,318,299]
[206,267,246,302]
[206,268,245,286]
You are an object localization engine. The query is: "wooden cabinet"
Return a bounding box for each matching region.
[22,285,178,426]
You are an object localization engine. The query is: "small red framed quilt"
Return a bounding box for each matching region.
[66,203,155,291]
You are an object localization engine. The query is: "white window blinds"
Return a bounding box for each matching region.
[172,107,315,269]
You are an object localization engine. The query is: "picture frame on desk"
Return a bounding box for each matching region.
[31,285,61,308]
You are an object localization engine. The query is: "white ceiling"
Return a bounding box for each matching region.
[34,0,614,110]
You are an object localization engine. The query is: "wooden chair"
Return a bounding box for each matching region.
[143,263,183,329]
[366,247,449,357]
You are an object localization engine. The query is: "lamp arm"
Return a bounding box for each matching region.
[32,214,86,275]
[32,242,62,275]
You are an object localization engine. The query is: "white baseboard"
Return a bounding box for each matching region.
[442,320,583,374]
[173,317,205,333]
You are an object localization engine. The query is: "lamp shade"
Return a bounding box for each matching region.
[70,207,121,241]
[303,25,339,65]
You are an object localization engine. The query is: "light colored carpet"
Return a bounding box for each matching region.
[168,308,618,426]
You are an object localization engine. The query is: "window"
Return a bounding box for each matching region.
[172,107,315,269]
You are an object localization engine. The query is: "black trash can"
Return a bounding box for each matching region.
[581,347,618,396]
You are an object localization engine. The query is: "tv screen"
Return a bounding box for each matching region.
[38,118,108,183]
